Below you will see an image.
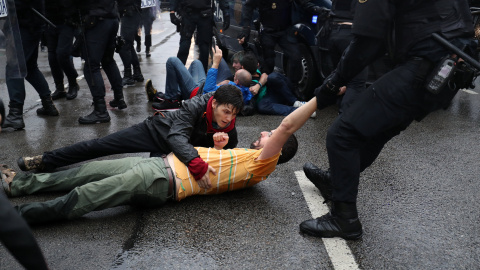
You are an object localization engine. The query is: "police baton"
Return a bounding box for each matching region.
[30,8,56,29]
[432,33,480,71]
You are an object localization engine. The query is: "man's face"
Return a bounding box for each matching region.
[251,130,275,149]
[212,99,237,129]
[232,60,242,72]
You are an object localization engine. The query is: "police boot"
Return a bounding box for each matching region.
[2,102,25,130]
[132,65,144,82]
[122,68,136,87]
[78,98,111,124]
[145,35,152,58]
[66,80,80,100]
[37,95,60,116]
[303,162,332,202]
[109,88,127,110]
[135,34,141,52]
[299,201,363,240]
[51,82,66,100]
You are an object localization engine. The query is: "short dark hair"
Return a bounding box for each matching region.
[249,133,298,165]
[241,53,258,75]
[231,51,245,63]
[277,134,298,164]
[213,85,244,114]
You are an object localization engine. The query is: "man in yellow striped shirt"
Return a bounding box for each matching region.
[1,97,320,225]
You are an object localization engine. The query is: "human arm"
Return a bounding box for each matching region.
[257,97,319,161]
[250,73,268,96]
[203,68,220,94]
[211,45,223,69]
[213,132,229,150]
[217,80,230,86]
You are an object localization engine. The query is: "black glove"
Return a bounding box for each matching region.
[312,6,330,20]
[223,14,230,31]
[315,73,341,96]
[170,12,180,26]
[237,27,250,43]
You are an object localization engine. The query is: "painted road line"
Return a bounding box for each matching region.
[295,170,360,270]
[462,89,478,95]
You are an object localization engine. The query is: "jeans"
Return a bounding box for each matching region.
[13,157,172,224]
[6,27,51,105]
[42,121,171,171]
[119,12,142,69]
[83,18,123,99]
[164,57,206,100]
[256,72,298,116]
[177,12,212,72]
[326,58,432,203]
[45,24,78,85]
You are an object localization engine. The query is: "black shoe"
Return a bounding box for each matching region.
[78,99,110,124]
[109,98,127,110]
[153,92,166,102]
[152,99,181,111]
[36,96,59,116]
[132,66,144,82]
[51,88,67,100]
[300,202,363,240]
[136,42,141,53]
[66,83,80,100]
[145,79,157,101]
[146,47,151,58]
[122,68,136,87]
[2,103,24,130]
[303,163,332,202]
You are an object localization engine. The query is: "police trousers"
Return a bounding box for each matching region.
[326,58,434,202]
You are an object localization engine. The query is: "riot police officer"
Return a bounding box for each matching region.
[74,0,127,124]
[238,0,326,87]
[169,0,230,72]
[2,0,60,130]
[299,0,476,240]
[45,0,81,100]
[117,0,144,87]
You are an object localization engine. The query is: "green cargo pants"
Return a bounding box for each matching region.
[12,157,173,224]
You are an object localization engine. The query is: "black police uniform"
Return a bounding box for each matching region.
[117,0,144,86]
[76,0,126,124]
[45,0,80,100]
[241,0,320,83]
[301,0,475,240]
[2,0,59,130]
[170,0,229,72]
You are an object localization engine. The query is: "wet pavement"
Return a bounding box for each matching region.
[1,11,480,270]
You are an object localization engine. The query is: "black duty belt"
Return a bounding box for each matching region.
[162,156,176,201]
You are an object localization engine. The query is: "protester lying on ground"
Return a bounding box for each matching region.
[2,96,320,225]
[17,86,244,188]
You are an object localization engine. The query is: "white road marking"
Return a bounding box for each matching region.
[295,170,360,270]
[461,89,478,95]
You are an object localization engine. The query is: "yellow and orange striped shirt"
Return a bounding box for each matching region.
[173,147,280,201]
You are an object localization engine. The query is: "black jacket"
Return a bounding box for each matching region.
[14,0,45,30]
[145,92,239,165]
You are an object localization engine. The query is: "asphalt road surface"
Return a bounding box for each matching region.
[1,12,479,270]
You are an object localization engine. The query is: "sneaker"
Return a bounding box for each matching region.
[17,155,44,171]
[1,164,15,197]
[153,92,166,102]
[293,101,316,118]
[152,99,181,111]
[145,79,157,101]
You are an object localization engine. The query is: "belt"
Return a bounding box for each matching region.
[162,156,176,201]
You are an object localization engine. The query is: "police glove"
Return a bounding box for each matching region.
[170,12,180,26]
[223,14,230,31]
[315,74,341,96]
[237,27,251,43]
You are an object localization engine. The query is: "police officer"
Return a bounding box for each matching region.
[2,0,60,130]
[300,0,475,240]
[74,0,127,124]
[238,0,326,87]
[45,0,81,100]
[117,0,144,87]
[169,0,230,72]
[135,4,157,57]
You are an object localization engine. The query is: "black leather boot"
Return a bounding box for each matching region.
[132,65,144,82]
[303,162,332,202]
[109,89,127,110]
[145,35,151,57]
[2,102,25,130]
[122,68,135,86]
[37,95,60,116]
[300,201,363,240]
[66,81,80,100]
[51,82,66,100]
[78,98,111,124]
